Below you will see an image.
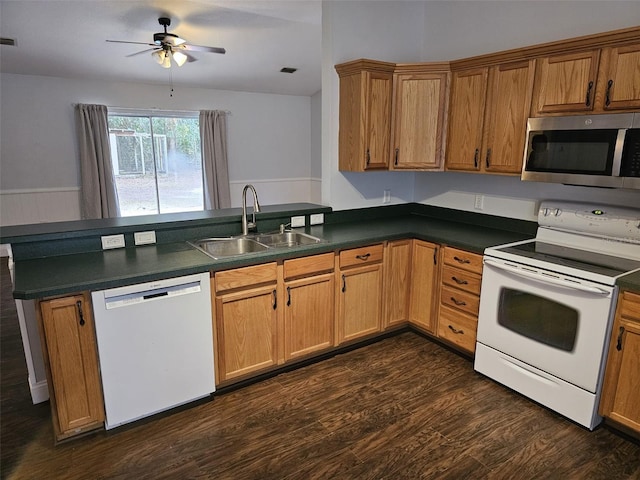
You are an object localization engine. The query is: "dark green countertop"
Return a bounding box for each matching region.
[9,202,638,299]
[10,208,537,299]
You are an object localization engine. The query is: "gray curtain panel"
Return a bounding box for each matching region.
[75,104,121,218]
[200,110,231,209]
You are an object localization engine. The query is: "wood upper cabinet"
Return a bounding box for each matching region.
[446,60,535,174]
[214,263,278,383]
[283,253,335,361]
[532,41,640,115]
[336,60,395,171]
[383,239,412,327]
[408,240,439,334]
[337,244,384,344]
[390,66,450,170]
[600,290,640,435]
[39,293,104,441]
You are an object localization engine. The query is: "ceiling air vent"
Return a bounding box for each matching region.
[1,38,17,46]
[280,67,297,74]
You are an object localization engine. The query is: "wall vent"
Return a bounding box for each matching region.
[1,38,17,46]
[280,67,297,74]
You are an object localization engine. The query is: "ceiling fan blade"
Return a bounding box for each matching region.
[182,44,226,54]
[183,51,198,63]
[107,40,156,47]
[125,48,160,58]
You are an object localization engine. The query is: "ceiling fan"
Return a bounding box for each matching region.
[107,17,225,68]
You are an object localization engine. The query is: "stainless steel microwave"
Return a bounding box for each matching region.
[521,113,640,189]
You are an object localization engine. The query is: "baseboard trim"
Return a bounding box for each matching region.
[30,379,49,404]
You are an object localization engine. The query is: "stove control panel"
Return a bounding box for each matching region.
[538,201,640,243]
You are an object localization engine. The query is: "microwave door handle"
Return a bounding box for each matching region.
[483,258,611,296]
[612,128,627,176]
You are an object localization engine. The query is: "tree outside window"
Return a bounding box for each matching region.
[108,115,203,216]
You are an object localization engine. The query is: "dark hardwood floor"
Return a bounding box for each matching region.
[2,257,639,479]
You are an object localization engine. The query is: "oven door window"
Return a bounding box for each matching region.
[498,287,578,352]
[525,130,617,175]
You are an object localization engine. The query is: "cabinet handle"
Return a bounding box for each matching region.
[286,286,291,306]
[448,324,464,335]
[585,81,594,107]
[451,297,467,306]
[366,148,371,165]
[394,148,399,166]
[76,300,85,326]
[605,79,614,107]
[433,247,438,265]
[451,276,468,285]
[616,326,625,351]
[272,290,277,310]
[485,148,491,168]
[355,253,371,261]
[341,274,346,293]
[473,149,479,168]
[453,256,471,264]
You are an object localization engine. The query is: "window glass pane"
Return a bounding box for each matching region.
[151,117,203,214]
[498,288,578,352]
[109,116,159,216]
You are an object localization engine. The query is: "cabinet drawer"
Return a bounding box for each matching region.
[620,291,640,321]
[441,265,482,295]
[215,263,277,293]
[339,244,384,268]
[443,247,483,274]
[284,253,335,280]
[440,285,480,317]
[438,305,477,354]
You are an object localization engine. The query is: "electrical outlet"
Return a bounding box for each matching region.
[474,195,484,210]
[291,216,306,228]
[310,213,324,225]
[101,234,125,250]
[134,231,156,245]
[383,189,391,204]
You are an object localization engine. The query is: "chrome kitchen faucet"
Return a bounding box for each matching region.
[241,184,261,235]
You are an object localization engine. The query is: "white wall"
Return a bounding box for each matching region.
[0,73,319,226]
[322,0,640,216]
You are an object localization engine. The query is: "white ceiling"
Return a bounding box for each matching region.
[0,0,322,96]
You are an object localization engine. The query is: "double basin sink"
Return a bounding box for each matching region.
[190,231,325,259]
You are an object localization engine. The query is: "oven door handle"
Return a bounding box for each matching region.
[483,258,611,296]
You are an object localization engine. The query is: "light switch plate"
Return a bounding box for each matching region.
[134,231,156,245]
[310,213,324,225]
[101,234,125,250]
[291,216,306,228]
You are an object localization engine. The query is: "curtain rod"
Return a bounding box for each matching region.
[73,104,232,116]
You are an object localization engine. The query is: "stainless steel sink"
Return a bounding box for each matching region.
[189,231,324,259]
[252,231,323,248]
[189,237,269,259]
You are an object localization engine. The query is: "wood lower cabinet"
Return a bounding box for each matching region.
[436,247,483,354]
[38,293,104,441]
[408,240,440,334]
[383,239,412,328]
[283,253,335,361]
[214,263,278,383]
[600,290,640,435]
[337,244,384,344]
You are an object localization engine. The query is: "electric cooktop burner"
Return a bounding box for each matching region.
[496,240,640,279]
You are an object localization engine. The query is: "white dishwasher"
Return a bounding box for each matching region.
[91,272,214,429]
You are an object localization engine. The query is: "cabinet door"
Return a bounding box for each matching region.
[40,294,104,438]
[215,285,278,382]
[483,60,535,174]
[383,239,412,327]
[284,273,334,361]
[408,240,439,334]
[598,44,640,111]
[531,49,600,115]
[600,291,640,433]
[392,73,448,170]
[338,264,383,343]
[445,68,488,171]
[364,71,393,169]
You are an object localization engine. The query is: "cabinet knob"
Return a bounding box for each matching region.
[366,149,371,165]
[453,256,471,264]
[485,148,491,168]
[451,297,467,306]
[605,79,614,107]
[451,276,468,285]
[448,324,464,335]
[272,290,277,310]
[355,253,371,261]
[394,148,399,166]
[341,274,346,293]
[473,149,479,169]
[286,286,291,306]
[616,326,625,351]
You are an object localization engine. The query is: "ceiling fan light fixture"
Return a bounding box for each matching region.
[161,51,172,68]
[152,49,164,64]
[172,50,188,67]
